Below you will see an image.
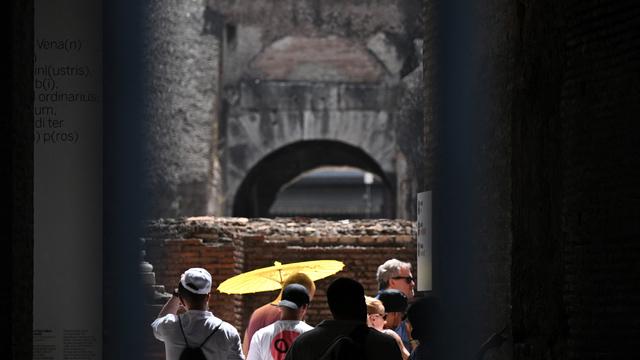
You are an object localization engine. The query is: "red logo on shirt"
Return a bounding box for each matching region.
[271,330,300,360]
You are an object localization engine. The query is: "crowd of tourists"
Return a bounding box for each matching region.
[151,259,434,360]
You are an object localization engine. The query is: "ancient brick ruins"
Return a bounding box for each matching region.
[142,217,416,359]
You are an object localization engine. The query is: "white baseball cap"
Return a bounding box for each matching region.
[180,268,212,295]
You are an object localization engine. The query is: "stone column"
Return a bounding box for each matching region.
[142,2,225,218]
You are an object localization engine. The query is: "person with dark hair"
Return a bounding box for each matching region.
[365,296,410,360]
[284,277,402,360]
[151,267,244,360]
[243,272,316,356]
[377,289,408,332]
[247,284,314,360]
[405,296,438,360]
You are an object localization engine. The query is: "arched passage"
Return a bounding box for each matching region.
[269,166,386,219]
[232,140,394,218]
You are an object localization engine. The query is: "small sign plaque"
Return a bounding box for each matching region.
[417,191,432,291]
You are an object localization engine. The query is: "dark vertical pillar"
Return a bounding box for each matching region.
[432,0,483,359]
[103,1,147,359]
[10,0,34,358]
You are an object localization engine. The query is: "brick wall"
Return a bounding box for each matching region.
[509,1,567,359]
[509,1,640,359]
[144,237,242,327]
[142,216,416,355]
[560,1,640,359]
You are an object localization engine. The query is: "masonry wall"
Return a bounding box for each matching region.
[143,219,246,360]
[421,1,638,359]
[213,0,425,219]
[510,1,566,359]
[209,0,423,84]
[395,39,426,220]
[225,80,400,217]
[503,1,640,359]
[471,1,516,359]
[559,1,640,358]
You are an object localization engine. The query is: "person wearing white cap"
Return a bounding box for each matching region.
[246,284,313,360]
[151,267,245,360]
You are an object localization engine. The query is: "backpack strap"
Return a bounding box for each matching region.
[178,315,223,348]
[198,321,222,347]
[178,315,192,348]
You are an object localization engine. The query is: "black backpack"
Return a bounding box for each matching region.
[317,324,368,360]
[178,316,222,360]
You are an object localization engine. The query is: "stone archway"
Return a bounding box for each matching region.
[232,140,394,218]
[220,32,418,217]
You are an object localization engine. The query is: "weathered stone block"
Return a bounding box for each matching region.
[367,32,404,77]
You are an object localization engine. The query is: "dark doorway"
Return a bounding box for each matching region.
[232,140,394,218]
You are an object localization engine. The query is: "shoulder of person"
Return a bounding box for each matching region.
[151,313,178,327]
[214,320,241,336]
[150,314,179,341]
[367,328,398,344]
[383,329,402,341]
[289,325,318,342]
[300,322,314,331]
[254,322,276,337]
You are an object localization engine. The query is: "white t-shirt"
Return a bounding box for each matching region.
[247,320,313,360]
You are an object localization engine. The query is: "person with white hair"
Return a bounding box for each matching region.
[376,259,416,353]
[376,259,415,300]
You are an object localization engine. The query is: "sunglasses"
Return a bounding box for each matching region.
[392,276,415,284]
[369,313,387,321]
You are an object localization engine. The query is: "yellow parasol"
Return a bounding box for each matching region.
[217,260,345,294]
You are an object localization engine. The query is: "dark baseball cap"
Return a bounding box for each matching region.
[278,284,310,310]
[378,289,408,313]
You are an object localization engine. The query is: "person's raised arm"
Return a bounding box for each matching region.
[157,290,182,318]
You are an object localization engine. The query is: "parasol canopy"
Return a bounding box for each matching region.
[217,260,345,294]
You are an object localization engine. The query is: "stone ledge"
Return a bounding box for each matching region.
[147,216,415,239]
